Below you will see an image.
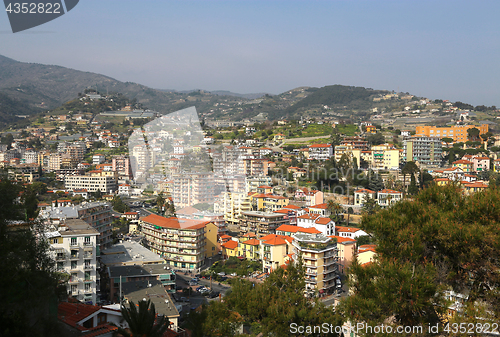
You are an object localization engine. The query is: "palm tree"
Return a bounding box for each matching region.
[326,199,343,222]
[156,193,165,215]
[115,300,170,337]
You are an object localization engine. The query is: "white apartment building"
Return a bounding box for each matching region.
[308,144,333,161]
[214,191,253,224]
[65,174,117,193]
[47,219,99,304]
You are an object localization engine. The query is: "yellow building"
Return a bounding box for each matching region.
[250,193,289,212]
[221,240,238,258]
[291,233,338,295]
[452,159,473,173]
[238,238,261,260]
[260,234,292,273]
[416,124,489,143]
[334,145,362,168]
[273,133,286,142]
[434,178,451,186]
[370,144,400,170]
[365,125,376,133]
[205,222,219,258]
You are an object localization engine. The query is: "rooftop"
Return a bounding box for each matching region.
[107,263,174,279]
[100,240,164,266]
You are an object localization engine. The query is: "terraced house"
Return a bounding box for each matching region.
[141,214,218,271]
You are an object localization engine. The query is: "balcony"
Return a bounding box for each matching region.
[84,265,93,271]
[56,254,66,261]
[83,242,93,247]
[68,278,80,284]
[70,254,79,260]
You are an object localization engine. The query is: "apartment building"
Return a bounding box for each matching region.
[172,173,215,208]
[214,191,252,225]
[354,188,376,206]
[308,144,333,161]
[47,219,99,304]
[239,211,289,238]
[112,155,132,178]
[65,173,118,194]
[416,124,489,143]
[141,214,218,271]
[291,233,339,295]
[403,136,442,166]
[40,201,113,249]
[260,234,293,273]
[242,158,268,176]
[377,189,403,207]
[250,193,290,212]
[370,144,400,170]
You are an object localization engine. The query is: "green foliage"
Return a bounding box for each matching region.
[342,184,500,330]
[206,261,343,337]
[361,195,380,215]
[116,299,170,337]
[367,132,385,145]
[367,171,385,192]
[112,196,130,213]
[0,180,64,337]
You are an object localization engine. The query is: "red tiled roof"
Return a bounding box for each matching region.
[328,235,356,243]
[124,212,138,215]
[58,302,100,328]
[222,240,238,249]
[220,234,232,239]
[355,188,375,194]
[242,238,260,246]
[453,160,472,164]
[310,203,328,209]
[141,214,208,230]
[378,189,402,194]
[315,217,331,225]
[309,143,331,148]
[83,324,119,337]
[283,204,302,210]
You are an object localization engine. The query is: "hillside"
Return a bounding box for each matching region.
[0,54,426,124]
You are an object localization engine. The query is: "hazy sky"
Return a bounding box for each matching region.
[1,0,499,106]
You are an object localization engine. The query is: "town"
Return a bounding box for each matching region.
[2,90,500,337]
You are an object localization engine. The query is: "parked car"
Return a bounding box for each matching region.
[230,272,237,277]
[196,286,206,292]
[336,278,342,288]
[217,272,226,276]
[208,291,220,298]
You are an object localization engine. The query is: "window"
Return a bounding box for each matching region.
[57,262,64,270]
[71,285,77,294]
[85,272,91,281]
[52,238,59,244]
[71,237,77,246]
[84,283,91,292]
[84,237,91,245]
[84,260,91,269]
[71,261,77,269]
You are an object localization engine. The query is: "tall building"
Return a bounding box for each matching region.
[403,136,443,166]
[47,219,99,304]
[112,155,132,178]
[415,124,489,143]
[172,173,215,208]
[291,233,339,295]
[214,191,253,225]
[141,214,218,271]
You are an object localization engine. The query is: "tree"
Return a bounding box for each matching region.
[0,179,64,336]
[467,127,480,142]
[361,194,380,215]
[367,171,384,192]
[327,199,343,222]
[207,260,343,337]
[340,184,500,332]
[441,137,453,146]
[115,299,170,337]
[367,132,385,145]
[111,196,130,213]
[402,161,419,197]
[156,193,165,215]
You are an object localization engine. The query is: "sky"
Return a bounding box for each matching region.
[1,0,499,106]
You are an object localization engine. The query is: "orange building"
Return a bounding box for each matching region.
[415,125,489,143]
